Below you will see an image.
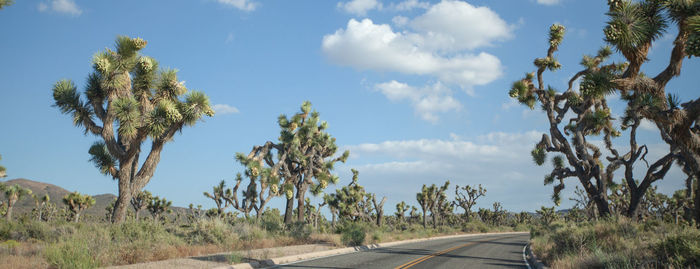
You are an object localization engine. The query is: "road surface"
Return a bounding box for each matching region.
[273,232,530,269]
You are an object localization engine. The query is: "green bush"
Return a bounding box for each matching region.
[260,209,284,234]
[340,223,366,246]
[654,231,700,268]
[461,221,488,233]
[44,235,100,269]
[187,218,238,245]
[286,221,312,241]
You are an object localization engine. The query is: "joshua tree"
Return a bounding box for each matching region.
[324,194,339,227]
[536,206,558,226]
[241,101,349,224]
[514,211,533,225]
[187,203,204,223]
[395,201,410,223]
[327,169,372,222]
[409,206,419,224]
[203,180,233,217]
[371,193,387,226]
[454,184,486,222]
[511,20,679,219]
[63,191,95,222]
[148,196,172,221]
[233,155,281,220]
[1,184,32,221]
[51,36,214,223]
[0,154,6,178]
[416,181,450,228]
[32,194,51,221]
[131,190,152,220]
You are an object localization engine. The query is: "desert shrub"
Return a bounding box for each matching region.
[233,221,266,241]
[461,221,488,233]
[286,222,312,241]
[44,235,100,269]
[654,230,700,268]
[260,209,284,234]
[340,222,366,246]
[187,218,238,245]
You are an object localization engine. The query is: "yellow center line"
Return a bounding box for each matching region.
[394,241,478,269]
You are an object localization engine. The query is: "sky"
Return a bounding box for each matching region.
[0,0,698,214]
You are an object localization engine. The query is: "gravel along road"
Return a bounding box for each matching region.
[272,232,531,269]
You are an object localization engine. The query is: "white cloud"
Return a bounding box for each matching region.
[410,0,512,51]
[390,0,430,11]
[340,131,549,211]
[216,0,258,12]
[639,119,657,131]
[212,104,240,115]
[322,18,504,90]
[38,0,82,16]
[392,15,409,27]
[536,0,560,5]
[375,80,461,122]
[337,0,382,16]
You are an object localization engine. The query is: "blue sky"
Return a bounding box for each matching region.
[0,0,698,213]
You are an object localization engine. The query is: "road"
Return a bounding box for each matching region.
[273,232,530,269]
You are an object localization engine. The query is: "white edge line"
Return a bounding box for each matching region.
[523,244,532,269]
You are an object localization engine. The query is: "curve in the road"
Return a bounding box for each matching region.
[274,232,530,269]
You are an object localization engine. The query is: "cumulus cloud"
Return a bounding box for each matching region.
[212,104,240,115]
[639,119,658,131]
[410,0,512,51]
[375,80,461,122]
[536,0,560,5]
[38,0,82,16]
[216,0,258,11]
[322,18,503,89]
[337,0,382,16]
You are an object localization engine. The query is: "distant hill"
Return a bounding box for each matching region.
[0,178,186,221]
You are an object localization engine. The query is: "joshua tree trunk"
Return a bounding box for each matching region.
[296,185,308,223]
[5,200,14,221]
[73,212,81,223]
[284,197,294,224]
[421,210,427,228]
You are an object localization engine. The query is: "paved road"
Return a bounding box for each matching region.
[273,232,530,269]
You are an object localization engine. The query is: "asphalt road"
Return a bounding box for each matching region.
[273,232,530,269]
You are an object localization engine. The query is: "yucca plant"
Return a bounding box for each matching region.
[147,195,172,221]
[1,183,31,221]
[131,190,153,220]
[0,0,13,10]
[63,191,95,222]
[454,184,486,222]
[511,17,680,219]
[239,101,349,224]
[51,36,214,223]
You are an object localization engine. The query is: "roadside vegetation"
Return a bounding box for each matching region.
[511,0,700,268]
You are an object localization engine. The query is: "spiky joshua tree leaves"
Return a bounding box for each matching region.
[0,0,14,10]
[63,191,95,222]
[51,36,214,223]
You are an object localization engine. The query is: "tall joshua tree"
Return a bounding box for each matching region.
[511,21,678,218]
[416,181,450,228]
[454,184,486,222]
[395,201,410,223]
[63,191,95,222]
[131,190,152,220]
[240,101,348,223]
[601,0,700,224]
[51,36,214,223]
